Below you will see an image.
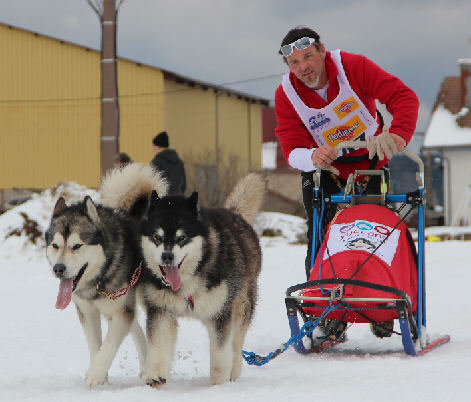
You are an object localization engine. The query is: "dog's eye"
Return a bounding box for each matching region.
[52,243,59,250]
[176,235,187,244]
[153,234,163,244]
[72,244,82,251]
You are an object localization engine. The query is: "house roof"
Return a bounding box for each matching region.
[423,72,471,149]
[0,21,270,106]
[423,105,471,148]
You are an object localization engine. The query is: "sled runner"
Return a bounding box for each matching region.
[285,141,450,356]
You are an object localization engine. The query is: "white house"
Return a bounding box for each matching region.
[423,58,471,226]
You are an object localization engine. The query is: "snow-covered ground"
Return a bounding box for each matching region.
[1,184,469,401]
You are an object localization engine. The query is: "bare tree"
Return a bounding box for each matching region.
[184,147,242,208]
[87,0,126,176]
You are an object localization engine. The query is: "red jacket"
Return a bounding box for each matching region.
[274,51,419,180]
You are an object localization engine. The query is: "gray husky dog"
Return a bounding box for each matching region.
[139,173,265,387]
[45,163,167,388]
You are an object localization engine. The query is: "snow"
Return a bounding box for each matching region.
[1,184,470,401]
[416,225,471,241]
[423,105,471,148]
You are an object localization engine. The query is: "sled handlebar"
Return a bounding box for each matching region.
[334,140,424,174]
[334,140,424,188]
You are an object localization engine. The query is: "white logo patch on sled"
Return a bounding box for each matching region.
[323,220,400,266]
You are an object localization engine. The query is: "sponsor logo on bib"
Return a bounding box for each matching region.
[309,112,331,130]
[322,115,367,146]
[334,96,359,119]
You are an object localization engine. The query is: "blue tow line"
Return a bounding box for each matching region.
[242,303,338,366]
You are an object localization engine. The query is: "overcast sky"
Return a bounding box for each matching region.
[1,0,470,132]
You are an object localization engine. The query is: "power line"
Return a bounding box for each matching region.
[220,73,284,86]
[0,72,284,104]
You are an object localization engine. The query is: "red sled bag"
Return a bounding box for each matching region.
[302,204,418,323]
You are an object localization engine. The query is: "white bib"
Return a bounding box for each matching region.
[282,50,378,156]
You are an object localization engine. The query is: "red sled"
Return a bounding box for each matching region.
[285,143,450,356]
[302,204,418,323]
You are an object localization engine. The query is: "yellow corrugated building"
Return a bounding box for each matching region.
[0,22,268,190]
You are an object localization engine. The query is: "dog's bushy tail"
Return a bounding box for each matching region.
[100,163,168,212]
[224,172,266,225]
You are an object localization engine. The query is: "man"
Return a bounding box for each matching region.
[275,27,419,341]
[151,131,186,195]
[275,26,419,277]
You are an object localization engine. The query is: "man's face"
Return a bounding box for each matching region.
[286,43,327,89]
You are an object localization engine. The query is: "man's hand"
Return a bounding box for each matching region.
[367,127,406,160]
[312,145,339,175]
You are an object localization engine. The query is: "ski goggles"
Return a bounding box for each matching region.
[280,37,318,57]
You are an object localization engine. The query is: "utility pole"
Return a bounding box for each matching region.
[87,0,126,176]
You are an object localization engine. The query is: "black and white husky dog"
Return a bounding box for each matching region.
[45,163,167,387]
[138,173,265,387]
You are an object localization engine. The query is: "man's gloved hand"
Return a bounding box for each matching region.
[312,145,339,175]
[367,127,406,160]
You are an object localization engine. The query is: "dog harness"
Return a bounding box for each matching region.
[96,263,142,300]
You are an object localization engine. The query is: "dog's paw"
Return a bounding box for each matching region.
[230,365,242,382]
[210,372,230,386]
[85,368,108,388]
[145,376,167,388]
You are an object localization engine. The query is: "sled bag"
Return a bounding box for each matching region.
[302,204,418,322]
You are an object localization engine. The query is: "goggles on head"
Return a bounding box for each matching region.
[280,36,318,57]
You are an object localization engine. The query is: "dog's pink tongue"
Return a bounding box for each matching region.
[56,277,74,310]
[165,266,181,291]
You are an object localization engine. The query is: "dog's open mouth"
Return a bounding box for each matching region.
[159,258,184,291]
[55,263,88,310]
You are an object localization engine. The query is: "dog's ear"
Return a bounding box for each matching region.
[53,197,67,217]
[84,196,100,225]
[149,190,160,209]
[187,192,200,218]
[187,192,198,207]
